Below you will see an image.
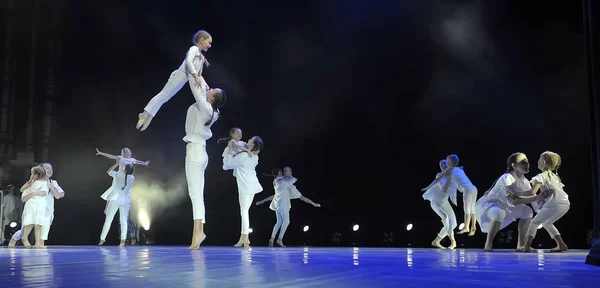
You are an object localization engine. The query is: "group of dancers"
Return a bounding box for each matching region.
[422,152,570,252]
[6,29,569,252]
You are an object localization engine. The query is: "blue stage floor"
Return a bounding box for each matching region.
[0,246,598,287]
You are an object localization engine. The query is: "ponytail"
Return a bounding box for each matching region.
[122,164,134,190]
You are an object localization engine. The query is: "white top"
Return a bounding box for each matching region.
[423,173,457,205]
[448,167,474,192]
[223,153,263,195]
[101,171,134,204]
[475,173,531,232]
[178,46,205,76]
[183,101,218,145]
[22,180,49,201]
[222,140,247,157]
[45,179,65,213]
[531,171,570,209]
[269,176,302,211]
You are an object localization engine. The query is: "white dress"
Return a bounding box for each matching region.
[270,177,302,211]
[21,180,49,226]
[475,173,531,232]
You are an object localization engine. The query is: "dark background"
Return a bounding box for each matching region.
[1,0,592,248]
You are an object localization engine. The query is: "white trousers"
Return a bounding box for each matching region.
[144,69,188,116]
[461,185,478,214]
[487,204,533,222]
[527,203,570,238]
[186,143,208,223]
[271,209,291,239]
[239,194,255,234]
[430,200,457,238]
[100,201,130,241]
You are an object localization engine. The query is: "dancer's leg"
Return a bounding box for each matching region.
[22,225,33,248]
[430,201,450,249]
[99,201,120,244]
[137,70,188,131]
[186,143,208,249]
[483,206,506,252]
[270,210,284,247]
[118,204,130,247]
[276,209,291,247]
[238,194,255,249]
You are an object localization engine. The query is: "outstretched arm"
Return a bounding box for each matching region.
[96,148,119,160]
[131,158,150,167]
[256,195,274,205]
[299,196,321,207]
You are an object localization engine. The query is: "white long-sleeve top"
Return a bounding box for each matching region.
[223,153,263,195]
[178,46,205,76]
[269,176,302,211]
[45,179,65,213]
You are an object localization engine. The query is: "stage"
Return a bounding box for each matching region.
[0,246,597,287]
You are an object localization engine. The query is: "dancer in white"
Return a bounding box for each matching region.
[475,152,546,252]
[223,136,264,249]
[136,30,213,131]
[422,154,478,236]
[256,166,321,247]
[99,163,135,247]
[19,166,52,248]
[220,127,251,157]
[96,147,149,171]
[509,151,570,252]
[9,164,63,248]
[422,159,458,249]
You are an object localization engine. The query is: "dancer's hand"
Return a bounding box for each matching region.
[96,148,101,155]
[256,201,263,206]
[194,74,202,88]
[246,151,253,158]
[506,191,518,201]
[313,203,321,208]
[143,160,150,167]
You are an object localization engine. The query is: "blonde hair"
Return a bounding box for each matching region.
[541,151,562,182]
[192,30,211,68]
[31,165,46,180]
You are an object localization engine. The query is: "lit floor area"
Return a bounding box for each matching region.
[0,246,598,287]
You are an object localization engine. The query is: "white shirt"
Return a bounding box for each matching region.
[178,46,205,76]
[423,173,457,205]
[449,167,474,191]
[269,176,302,211]
[45,179,65,213]
[531,171,570,208]
[223,153,263,195]
[105,171,134,204]
[183,101,218,145]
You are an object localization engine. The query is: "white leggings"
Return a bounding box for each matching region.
[239,194,255,234]
[144,69,188,116]
[527,203,570,238]
[461,185,478,214]
[100,201,130,241]
[430,200,457,238]
[186,143,208,223]
[271,209,291,240]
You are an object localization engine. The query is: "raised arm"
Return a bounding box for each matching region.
[256,195,274,205]
[131,158,150,167]
[96,148,119,160]
[20,178,34,192]
[299,196,321,207]
[223,153,247,170]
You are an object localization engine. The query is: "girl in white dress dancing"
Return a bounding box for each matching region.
[256,166,321,247]
[508,151,570,252]
[20,166,54,248]
[422,160,458,249]
[136,30,213,131]
[223,136,264,249]
[96,147,149,171]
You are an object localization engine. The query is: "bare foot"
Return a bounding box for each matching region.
[457,228,470,235]
[119,240,126,247]
[448,241,457,250]
[268,238,274,247]
[515,247,537,253]
[136,112,153,131]
[8,239,16,248]
[276,239,285,247]
[98,240,105,246]
[549,246,567,253]
[483,241,493,252]
[22,240,32,248]
[233,236,244,247]
[34,244,43,249]
[468,230,476,237]
[243,239,251,249]
[189,233,206,250]
[431,240,446,249]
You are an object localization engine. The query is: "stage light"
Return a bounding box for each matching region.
[353,224,359,231]
[406,224,413,231]
[138,208,151,231]
[248,228,253,233]
[9,222,17,228]
[458,223,465,230]
[303,225,309,232]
